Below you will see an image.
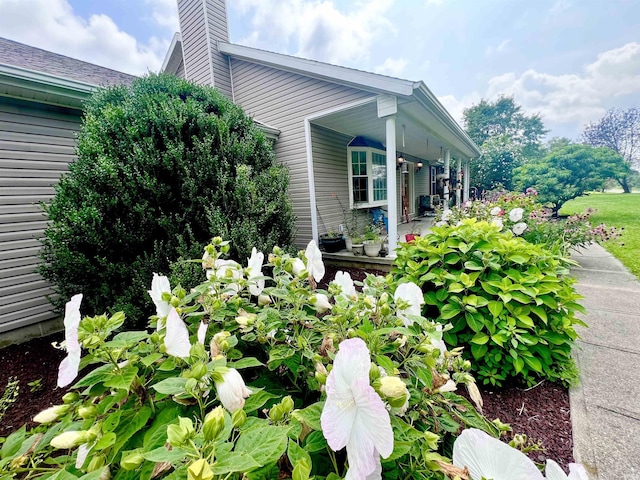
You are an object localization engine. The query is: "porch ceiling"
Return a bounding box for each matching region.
[311,98,474,161]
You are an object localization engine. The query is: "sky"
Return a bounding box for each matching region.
[1,0,639,141]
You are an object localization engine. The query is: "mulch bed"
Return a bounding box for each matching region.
[0,265,574,470]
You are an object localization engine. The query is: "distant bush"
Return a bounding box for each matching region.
[394,219,585,387]
[41,74,296,324]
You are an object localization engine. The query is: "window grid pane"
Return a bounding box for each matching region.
[372,152,387,202]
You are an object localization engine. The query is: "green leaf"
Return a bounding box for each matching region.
[73,364,114,388]
[470,343,488,360]
[106,331,148,347]
[112,407,152,456]
[375,355,397,374]
[303,431,328,453]
[464,260,484,271]
[141,353,163,367]
[104,366,138,392]
[440,303,461,320]
[488,300,503,318]
[471,333,490,345]
[448,283,464,293]
[151,377,188,395]
[46,469,79,480]
[0,426,26,459]
[143,447,189,464]
[291,402,323,432]
[287,439,311,468]
[523,356,543,373]
[235,426,289,466]
[530,306,548,324]
[228,357,264,369]
[243,389,279,414]
[94,432,116,451]
[211,452,261,474]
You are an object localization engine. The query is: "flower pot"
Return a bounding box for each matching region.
[351,243,364,256]
[363,241,381,257]
[320,235,346,253]
[345,236,353,252]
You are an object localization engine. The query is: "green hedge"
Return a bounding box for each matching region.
[40,74,296,325]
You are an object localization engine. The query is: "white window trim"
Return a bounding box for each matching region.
[347,145,389,209]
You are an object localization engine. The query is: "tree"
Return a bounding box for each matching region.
[41,74,296,324]
[464,96,548,192]
[471,135,522,192]
[464,96,548,158]
[513,144,630,215]
[582,107,640,193]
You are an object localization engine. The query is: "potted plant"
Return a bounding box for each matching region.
[350,234,365,256]
[363,223,382,257]
[320,229,346,253]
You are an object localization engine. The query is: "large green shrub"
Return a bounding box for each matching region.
[394,219,586,387]
[41,74,295,322]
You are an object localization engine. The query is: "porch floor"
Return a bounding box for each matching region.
[322,216,435,272]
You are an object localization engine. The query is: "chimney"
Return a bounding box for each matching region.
[177,0,233,98]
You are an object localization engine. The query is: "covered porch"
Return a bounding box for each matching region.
[305,91,479,257]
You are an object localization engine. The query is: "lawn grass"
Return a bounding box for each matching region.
[560,193,640,278]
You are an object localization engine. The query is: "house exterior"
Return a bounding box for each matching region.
[0,37,134,337]
[163,0,480,254]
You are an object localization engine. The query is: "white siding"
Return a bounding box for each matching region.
[0,97,82,333]
[230,58,374,246]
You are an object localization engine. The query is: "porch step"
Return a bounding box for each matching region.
[322,251,395,272]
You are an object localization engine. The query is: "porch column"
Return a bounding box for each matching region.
[385,116,398,255]
[443,149,451,211]
[378,95,398,256]
[463,161,470,202]
[456,157,462,206]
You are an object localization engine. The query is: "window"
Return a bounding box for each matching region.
[347,145,388,208]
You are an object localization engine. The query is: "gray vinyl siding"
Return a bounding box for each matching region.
[310,125,350,236]
[204,0,232,98]
[178,0,211,85]
[230,58,374,246]
[175,58,186,79]
[0,97,81,333]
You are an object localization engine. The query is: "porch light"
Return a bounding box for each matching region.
[397,153,405,166]
[401,162,409,174]
[416,161,423,172]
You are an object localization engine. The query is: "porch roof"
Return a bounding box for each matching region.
[311,97,475,162]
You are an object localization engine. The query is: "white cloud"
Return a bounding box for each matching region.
[441,42,640,132]
[146,0,180,31]
[438,92,482,126]
[374,57,408,78]
[0,0,169,75]
[233,0,395,66]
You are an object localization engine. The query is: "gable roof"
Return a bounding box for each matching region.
[0,37,135,87]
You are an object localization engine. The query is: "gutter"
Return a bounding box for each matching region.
[0,63,95,109]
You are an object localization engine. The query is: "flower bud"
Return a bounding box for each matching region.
[78,405,98,420]
[281,396,294,414]
[167,417,195,447]
[214,368,251,413]
[34,404,71,424]
[189,363,208,380]
[87,455,106,472]
[258,294,272,306]
[378,376,410,410]
[188,458,214,480]
[50,430,95,449]
[269,404,284,422]
[62,392,79,404]
[380,303,391,316]
[120,450,144,471]
[202,406,225,442]
[231,409,246,428]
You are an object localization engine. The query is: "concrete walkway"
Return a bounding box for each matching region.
[570,243,640,479]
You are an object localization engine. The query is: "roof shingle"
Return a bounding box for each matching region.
[0,37,136,87]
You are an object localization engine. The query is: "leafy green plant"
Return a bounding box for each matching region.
[27,379,42,393]
[394,219,586,387]
[0,377,19,423]
[2,239,501,479]
[40,74,296,326]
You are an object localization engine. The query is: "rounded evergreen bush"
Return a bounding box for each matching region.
[393,219,586,387]
[40,74,296,324]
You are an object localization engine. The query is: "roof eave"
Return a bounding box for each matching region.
[218,42,415,96]
[161,32,183,73]
[413,81,481,157]
[0,63,95,108]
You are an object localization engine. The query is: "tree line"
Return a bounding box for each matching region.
[463,97,639,213]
